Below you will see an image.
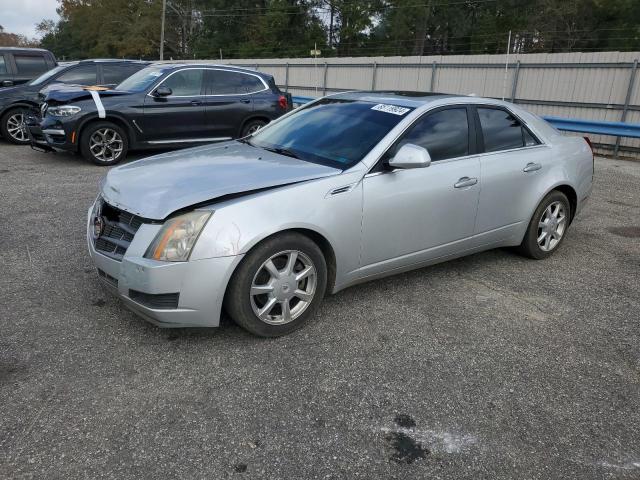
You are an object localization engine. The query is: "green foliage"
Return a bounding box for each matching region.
[33,0,640,60]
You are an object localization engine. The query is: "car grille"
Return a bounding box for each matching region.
[94,202,146,261]
[129,290,180,310]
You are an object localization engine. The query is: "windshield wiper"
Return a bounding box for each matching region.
[260,146,300,159]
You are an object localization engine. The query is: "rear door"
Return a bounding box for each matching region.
[142,68,209,143]
[473,105,549,241]
[202,69,263,138]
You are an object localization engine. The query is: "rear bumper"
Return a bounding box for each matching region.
[87,207,242,328]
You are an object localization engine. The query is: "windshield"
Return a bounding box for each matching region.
[115,65,168,92]
[29,65,67,86]
[248,99,414,169]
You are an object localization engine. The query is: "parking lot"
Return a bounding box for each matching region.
[0,143,639,479]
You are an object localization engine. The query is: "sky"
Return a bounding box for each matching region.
[0,0,60,39]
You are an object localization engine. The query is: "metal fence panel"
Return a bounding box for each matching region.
[214,52,640,157]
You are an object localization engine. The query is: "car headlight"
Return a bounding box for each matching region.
[48,105,81,117]
[145,211,212,262]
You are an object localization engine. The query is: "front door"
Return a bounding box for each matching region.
[142,68,208,143]
[361,106,481,275]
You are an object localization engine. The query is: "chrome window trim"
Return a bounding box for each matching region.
[146,67,269,99]
[364,100,548,175]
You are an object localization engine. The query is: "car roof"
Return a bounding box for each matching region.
[77,59,151,64]
[151,62,273,78]
[0,46,52,53]
[329,90,463,108]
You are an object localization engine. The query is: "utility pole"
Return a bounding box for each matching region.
[160,0,166,60]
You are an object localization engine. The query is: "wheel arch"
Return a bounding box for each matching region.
[1,101,39,115]
[76,114,135,150]
[548,183,578,223]
[223,227,338,298]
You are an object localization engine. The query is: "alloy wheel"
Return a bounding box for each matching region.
[246,124,262,135]
[89,128,123,163]
[250,250,317,325]
[537,201,567,252]
[6,112,27,142]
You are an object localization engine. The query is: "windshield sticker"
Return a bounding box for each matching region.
[371,104,411,116]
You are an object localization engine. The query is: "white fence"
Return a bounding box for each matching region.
[210,52,640,158]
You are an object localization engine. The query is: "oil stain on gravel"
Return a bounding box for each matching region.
[385,414,429,464]
[608,226,640,238]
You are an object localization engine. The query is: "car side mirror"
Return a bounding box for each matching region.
[2,80,14,87]
[388,143,431,169]
[153,86,172,97]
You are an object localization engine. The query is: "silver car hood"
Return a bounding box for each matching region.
[100,141,342,220]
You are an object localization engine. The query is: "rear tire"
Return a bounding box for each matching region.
[1,108,30,145]
[80,121,128,166]
[224,232,327,337]
[240,119,267,138]
[517,190,571,259]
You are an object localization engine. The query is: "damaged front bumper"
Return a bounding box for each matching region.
[86,205,242,328]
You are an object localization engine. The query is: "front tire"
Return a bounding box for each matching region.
[1,108,30,145]
[80,121,128,166]
[517,190,571,259]
[224,232,327,337]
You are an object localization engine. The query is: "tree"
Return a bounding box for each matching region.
[0,25,39,47]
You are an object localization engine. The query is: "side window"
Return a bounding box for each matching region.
[102,64,143,86]
[209,70,265,95]
[0,55,7,74]
[56,65,98,85]
[396,107,469,162]
[14,55,49,76]
[477,107,538,152]
[160,69,203,96]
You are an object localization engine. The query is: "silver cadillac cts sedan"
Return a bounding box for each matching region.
[88,92,593,336]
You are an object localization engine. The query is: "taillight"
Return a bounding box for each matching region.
[583,136,594,155]
[584,136,594,179]
[278,95,288,110]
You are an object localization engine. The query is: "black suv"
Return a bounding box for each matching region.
[0,59,149,144]
[34,63,292,165]
[0,47,57,88]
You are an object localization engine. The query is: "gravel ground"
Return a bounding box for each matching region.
[0,143,639,479]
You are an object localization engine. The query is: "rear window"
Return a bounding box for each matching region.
[478,107,539,152]
[15,55,49,75]
[0,55,7,74]
[208,70,266,95]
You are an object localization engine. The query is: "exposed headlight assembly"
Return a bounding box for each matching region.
[145,211,212,262]
[48,105,81,117]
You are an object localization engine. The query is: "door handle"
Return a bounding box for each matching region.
[454,177,478,188]
[240,99,251,104]
[191,100,202,106]
[523,162,542,172]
